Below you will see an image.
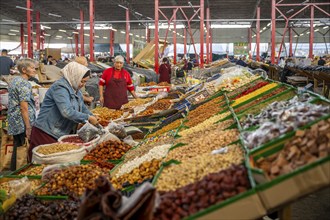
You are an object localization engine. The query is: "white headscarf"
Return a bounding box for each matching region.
[61,62,90,91]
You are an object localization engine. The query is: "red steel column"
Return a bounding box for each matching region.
[256,7,260,61]
[89,0,95,62]
[20,23,24,57]
[80,10,84,56]
[41,30,45,50]
[289,27,293,56]
[206,7,210,64]
[126,9,130,63]
[173,9,177,64]
[210,28,212,62]
[271,0,276,64]
[184,28,187,55]
[27,0,33,58]
[309,5,314,59]
[200,0,204,67]
[154,0,159,73]
[248,28,252,59]
[146,27,151,43]
[75,34,79,56]
[110,30,115,56]
[36,11,41,50]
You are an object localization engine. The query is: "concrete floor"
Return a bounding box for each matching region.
[291,187,330,220]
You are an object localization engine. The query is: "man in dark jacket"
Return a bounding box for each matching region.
[318,57,326,66]
[0,49,14,77]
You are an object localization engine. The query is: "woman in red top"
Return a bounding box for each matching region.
[99,55,138,109]
[159,57,171,83]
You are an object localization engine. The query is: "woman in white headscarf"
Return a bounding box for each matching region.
[28,62,99,160]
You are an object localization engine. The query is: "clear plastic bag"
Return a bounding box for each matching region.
[77,121,100,142]
[9,177,31,198]
[107,120,127,139]
[98,129,120,144]
[123,135,139,147]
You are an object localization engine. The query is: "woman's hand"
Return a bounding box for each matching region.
[88,115,99,125]
[99,96,104,106]
[26,127,32,140]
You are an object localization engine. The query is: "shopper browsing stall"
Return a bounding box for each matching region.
[29,62,99,159]
[99,55,138,110]
[7,58,37,170]
[159,57,171,84]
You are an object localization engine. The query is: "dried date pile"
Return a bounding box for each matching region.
[153,165,250,220]
[35,164,109,196]
[83,140,132,161]
[4,194,80,220]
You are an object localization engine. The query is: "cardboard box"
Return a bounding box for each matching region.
[255,160,328,211]
[248,134,330,211]
[186,190,266,220]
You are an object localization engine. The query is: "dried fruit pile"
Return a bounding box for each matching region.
[256,119,330,179]
[35,164,109,196]
[153,165,250,220]
[83,140,132,161]
[4,194,80,220]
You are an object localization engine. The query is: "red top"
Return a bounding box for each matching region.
[99,68,134,92]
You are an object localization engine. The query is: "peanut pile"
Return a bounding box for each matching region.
[36,143,81,155]
[156,144,244,192]
[166,129,239,162]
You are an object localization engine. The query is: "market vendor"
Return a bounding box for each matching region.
[99,55,138,110]
[28,62,99,160]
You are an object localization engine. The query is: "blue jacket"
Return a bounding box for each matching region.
[34,77,92,139]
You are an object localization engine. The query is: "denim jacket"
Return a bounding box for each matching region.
[34,77,92,139]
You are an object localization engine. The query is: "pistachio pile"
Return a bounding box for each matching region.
[36,143,81,155]
[111,159,161,189]
[166,129,239,162]
[156,145,244,191]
